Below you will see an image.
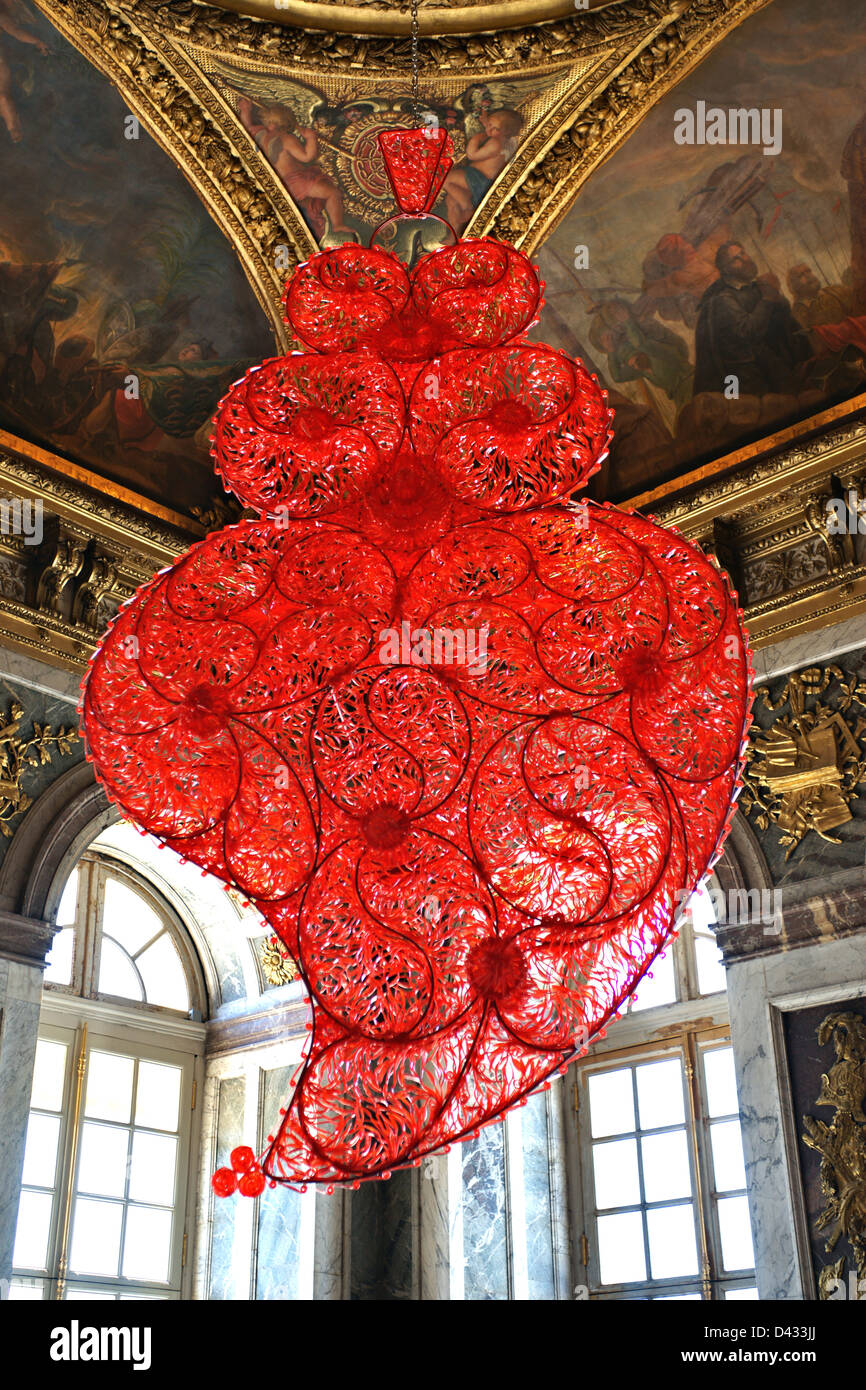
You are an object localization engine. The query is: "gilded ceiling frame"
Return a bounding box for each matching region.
[35,0,774,344]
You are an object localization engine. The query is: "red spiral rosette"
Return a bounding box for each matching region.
[412,239,543,346]
[213,353,405,517]
[284,245,410,353]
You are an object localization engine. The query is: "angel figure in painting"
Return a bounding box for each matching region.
[443,108,524,234]
[0,0,49,142]
[237,96,352,240]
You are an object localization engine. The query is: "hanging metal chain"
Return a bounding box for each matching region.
[410,0,420,125]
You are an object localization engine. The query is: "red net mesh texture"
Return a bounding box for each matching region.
[81,229,753,1194]
[377,127,454,214]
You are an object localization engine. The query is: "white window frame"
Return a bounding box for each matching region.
[12,995,205,1301]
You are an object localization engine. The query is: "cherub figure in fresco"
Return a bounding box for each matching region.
[237,96,351,240]
[0,0,49,142]
[443,108,524,234]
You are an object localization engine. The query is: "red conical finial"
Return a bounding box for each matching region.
[377,126,454,215]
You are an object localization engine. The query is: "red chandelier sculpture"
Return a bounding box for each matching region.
[81,129,753,1194]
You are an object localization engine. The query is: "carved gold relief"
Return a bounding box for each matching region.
[741,668,866,860]
[802,1011,866,1297]
[0,701,79,837]
[200,0,580,37]
[260,934,300,987]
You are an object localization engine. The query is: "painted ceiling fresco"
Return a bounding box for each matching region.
[200,52,568,245]
[0,0,275,519]
[3,0,866,520]
[536,0,866,501]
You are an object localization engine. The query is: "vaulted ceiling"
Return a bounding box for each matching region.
[3,0,866,668]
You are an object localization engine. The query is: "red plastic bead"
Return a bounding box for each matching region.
[238,1169,267,1198]
[230,1146,257,1174]
[211,1167,237,1198]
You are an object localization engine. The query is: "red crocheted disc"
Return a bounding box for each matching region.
[212,353,405,517]
[412,240,543,346]
[82,229,752,1190]
[284,245,410,353]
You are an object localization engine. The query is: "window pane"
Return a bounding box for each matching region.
[710,1120,747,1193]
[9,1278,45,1299]
[695,933,726,996]
[85,1051,134,1124]
[129,1132,177,1206]
[641,1130,692,1203]
[630,946,677,1012]
[703,1047,739,1118]
[13,1190,53,1269]
[69,1198,123,1277]
[136,933,189,1012]
[103,877,163,954]
[597,1211,646,1284]
[592,1138,640,1210]
[57,868,79,924]
[726,1287,759,1300]
[135,1062,182,1132]
[77,1123,130,1199]
[646,1204,699,1280]
[718,1195,755,1272]
[97,937,143,1002]
[22,1113,61,1189]
[122,1205,173,1283]
[636,1058,684,1130]
[30,1040,67,1112]
[44,927,74,986]
[588,1068,635,1138]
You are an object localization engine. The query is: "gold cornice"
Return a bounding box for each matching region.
[0,432,203,549]
[646,405,866,649]
[646,404,866,537]
[198,0,587,36]
[0,434,201,560]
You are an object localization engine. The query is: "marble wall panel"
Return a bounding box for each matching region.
[208,1074,245,1300]
[0,959,43,1286]
[255,1065,304,1301]
[460,1126,509,1301]
[726,932,866,1299]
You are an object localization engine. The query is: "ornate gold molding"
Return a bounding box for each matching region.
[260,934,300,986]
[0,700,79,838]
[649,403,866,648]
[0,437,194,672]
[741,668,866,861]
[803,1011,866,1297]
[200,0,585,36]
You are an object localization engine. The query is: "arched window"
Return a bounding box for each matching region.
[10,848,207,1301]
[44,851,206,1017]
